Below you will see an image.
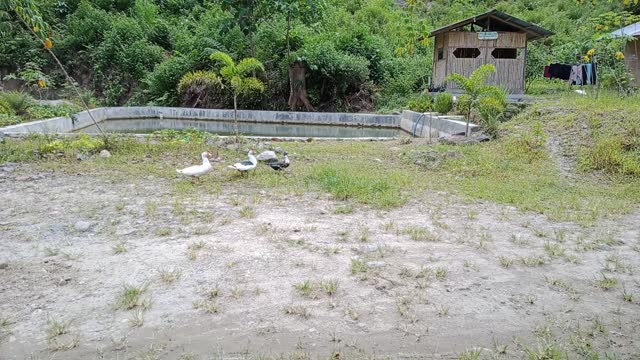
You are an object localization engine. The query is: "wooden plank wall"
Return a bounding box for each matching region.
[432,31,527,93]
[624,39,640,87]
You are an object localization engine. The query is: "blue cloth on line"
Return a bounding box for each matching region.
[585,63,593,85]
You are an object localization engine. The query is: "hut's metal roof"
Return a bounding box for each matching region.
[610,22,640,37]
[429,9,553,41]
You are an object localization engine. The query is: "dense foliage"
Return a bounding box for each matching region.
[0,0,637,112]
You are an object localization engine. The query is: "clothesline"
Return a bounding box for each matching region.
[544,62,598,86]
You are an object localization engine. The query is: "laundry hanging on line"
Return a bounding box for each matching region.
[544,63,597,85]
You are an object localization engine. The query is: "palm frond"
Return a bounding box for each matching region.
[469,64,496,87]
[445,73,470,91]
[210,51,234,68]
[236,58,265,77]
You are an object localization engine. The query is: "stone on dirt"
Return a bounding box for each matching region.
[74,220,95,232]
[366,261,386,268]
[99,150,112,158]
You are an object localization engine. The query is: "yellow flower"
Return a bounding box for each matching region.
[37,79,46,88]
[615,51,625,60]
[44,38,53,49]
[595,24,603,31]
[587,49,595,56]
[583,55,590,62]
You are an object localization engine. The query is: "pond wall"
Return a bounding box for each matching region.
[0,107,477,137]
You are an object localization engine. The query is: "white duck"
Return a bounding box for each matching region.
[228,150,257,175]
[176,152,213,181]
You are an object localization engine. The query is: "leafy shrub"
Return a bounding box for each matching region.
[0,92,34,116]
[433,92,453,114]
[177,70,224,108]
[0,98,13,115]
[0,113,22,127]
[38,134,103,155]
[146,55,195,105]
[26,104,81,120]
[63,1,112,51]
[477,89,507,138]
[407,94,431,113]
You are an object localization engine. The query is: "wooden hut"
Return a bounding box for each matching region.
[430,10,552,94]
[611,22,640,87]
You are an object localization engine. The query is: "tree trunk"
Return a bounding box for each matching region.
[288,61,315,112]
[233,94,239,143]
[465,108,471,137]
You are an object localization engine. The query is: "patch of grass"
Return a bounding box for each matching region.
[521,255,545,267]
[230,286,244,299]
[404,226,440,242]
[510,234,529,247]
[158,268,181,284]
[434,267,448,281]
[44,246,59,257]
[321,279,339,296]
[193,299,220,314]
[350,259,368,274]
[458,348,482,360]
[188,240,205,251]
[129,308,145,327]
[293,280,314,298]
[112,241,128,254]
[310,163,408,209]
[284,305,311,319]
[192,226,212,236]
[144,201,158,217]
[382,220,396,232]
[46,317,69,339]
[0,317,12,343]
[155,227,172,236]
[336,230,349,242]
[598,273,618,290]
[499,256,514,268]
[239,206,256,218]
[208,287,221,298]
[622,287,633,302]
[114,284,148,310]
[358,227,370,242]
[333,204,354,214]
[544,241,566,258]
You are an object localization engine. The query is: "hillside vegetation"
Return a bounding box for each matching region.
[0,0,637,112]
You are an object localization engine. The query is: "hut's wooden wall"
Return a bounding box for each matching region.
[624,38,640,87]
[432,31,527,94]
[432,34,448,88]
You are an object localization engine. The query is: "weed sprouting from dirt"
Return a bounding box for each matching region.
[114,284,149,310]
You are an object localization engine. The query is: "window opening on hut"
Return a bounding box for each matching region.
[453,48,481,58]
[437,48,444,60]
[491,48,520,59]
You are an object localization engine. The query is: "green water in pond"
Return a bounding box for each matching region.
[78,118,405,138]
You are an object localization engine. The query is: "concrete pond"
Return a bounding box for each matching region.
[0,107,477,139]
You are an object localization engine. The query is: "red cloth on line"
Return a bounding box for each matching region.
[544,65,550,78]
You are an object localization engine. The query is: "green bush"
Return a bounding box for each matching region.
[407,94,431,113]
[0,92,34,116]
[433,92,453,114]
[0,113,22,127]
[177,70,224,108]
[63,1,112,51]
[146,55,195,105]
[26,104,82,120]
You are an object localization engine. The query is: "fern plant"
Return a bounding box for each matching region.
[209,51,265,143]
[445,64,505,136]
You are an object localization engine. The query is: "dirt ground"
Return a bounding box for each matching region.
[0,161,639,359]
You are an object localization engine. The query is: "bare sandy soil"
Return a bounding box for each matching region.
[0,162,639,359]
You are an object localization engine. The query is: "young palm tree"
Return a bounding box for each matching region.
[445,64,503,136]
[210,51,265,143]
